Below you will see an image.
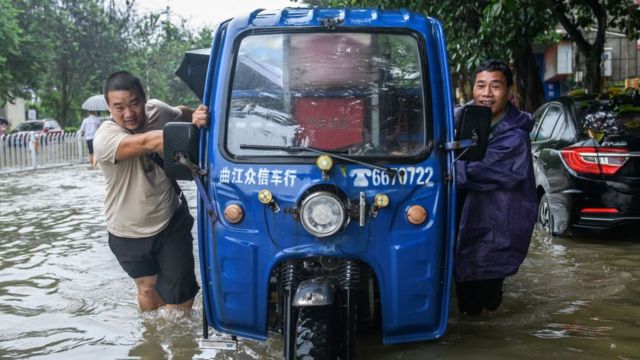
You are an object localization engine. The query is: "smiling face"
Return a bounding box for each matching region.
[107,90,146,131]
[473,70,511,121]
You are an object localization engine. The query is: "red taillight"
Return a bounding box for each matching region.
[580,208,619,214]
[560,146,629,175]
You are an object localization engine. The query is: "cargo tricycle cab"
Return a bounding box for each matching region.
[164,8,490,360]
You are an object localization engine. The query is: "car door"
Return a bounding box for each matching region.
[531,103,563,192]
[532,101,581,232]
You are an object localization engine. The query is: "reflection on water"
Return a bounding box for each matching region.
[1,165,639,359]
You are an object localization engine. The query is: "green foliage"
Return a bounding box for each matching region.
[0,0,25,100]
[4,0,214,127]
[545,0,640,94]
[305,0,554,107]
[293,0,639,106]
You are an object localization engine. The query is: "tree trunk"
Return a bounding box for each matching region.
[548,0,607,96]
[514,43,545,113]
[584,47,604,95]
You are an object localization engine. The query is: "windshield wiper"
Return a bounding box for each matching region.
[239,144,397,176]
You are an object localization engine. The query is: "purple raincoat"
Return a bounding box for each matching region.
[455,104,537,282]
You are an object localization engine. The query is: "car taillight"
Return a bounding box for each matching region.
[580,208,619,214]
[560,146,629,175]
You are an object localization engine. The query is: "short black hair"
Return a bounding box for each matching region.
[104,71,146,104]
[474,60,514,88]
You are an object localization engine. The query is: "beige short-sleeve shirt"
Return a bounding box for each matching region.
[94,99,183,238]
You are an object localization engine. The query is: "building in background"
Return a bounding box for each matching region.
[537,28,640,100]
[0,98,27,131]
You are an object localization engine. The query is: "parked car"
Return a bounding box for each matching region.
[14,119,63,134]
[531,90,640,236]
[11,119,64,146]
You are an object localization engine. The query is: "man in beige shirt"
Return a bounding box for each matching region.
[94,71,208,311]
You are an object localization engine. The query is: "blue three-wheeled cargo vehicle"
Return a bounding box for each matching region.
[166,7,490,359]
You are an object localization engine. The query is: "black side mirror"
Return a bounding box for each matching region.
[456,105,491,161]
[163,122,200,180]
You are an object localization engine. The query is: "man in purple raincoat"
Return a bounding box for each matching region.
[455,60,537,315]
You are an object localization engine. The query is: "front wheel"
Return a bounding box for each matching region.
[295,306,336,360]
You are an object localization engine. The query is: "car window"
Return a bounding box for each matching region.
[534,104,562,141]
[44,120,60,129]
[551,114,575,141]
[531,104,549,140]
[16,122,44,131]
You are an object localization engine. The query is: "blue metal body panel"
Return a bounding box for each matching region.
[196,8,457,345]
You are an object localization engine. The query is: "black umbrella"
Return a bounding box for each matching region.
[175,48,211,101]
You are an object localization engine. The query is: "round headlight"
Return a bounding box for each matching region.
[300,192,346,238]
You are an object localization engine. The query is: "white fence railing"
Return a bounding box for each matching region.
[0,132,86,174]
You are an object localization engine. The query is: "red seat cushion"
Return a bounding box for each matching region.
[294,98,364,150]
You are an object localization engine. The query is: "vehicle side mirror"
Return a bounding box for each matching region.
[163,122,200,180]
[456,105,491,161]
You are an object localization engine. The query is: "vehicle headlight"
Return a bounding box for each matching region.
[300,192,346,238]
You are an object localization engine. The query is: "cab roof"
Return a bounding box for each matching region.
[228,7,430,30]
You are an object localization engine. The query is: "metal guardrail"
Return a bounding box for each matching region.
[0,132,86,174]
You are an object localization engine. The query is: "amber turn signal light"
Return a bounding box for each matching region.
[406,205,427,225]
[224,204,244,224]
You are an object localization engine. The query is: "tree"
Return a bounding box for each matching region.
[7,0,213,127]
[127,13,213,108]
[545,0,640,94]
[294,0,556,111]
[0,0,42,103]
[10,0,134,125]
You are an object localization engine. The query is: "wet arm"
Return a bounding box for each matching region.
[115,130,163,161]
[177,105,194,121]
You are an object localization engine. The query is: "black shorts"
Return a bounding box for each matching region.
[108,204,200,304]
[86,139,94,154]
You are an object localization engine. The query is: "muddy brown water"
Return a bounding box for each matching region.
[1,165,639,359]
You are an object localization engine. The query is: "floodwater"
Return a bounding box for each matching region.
[1,165,639,360]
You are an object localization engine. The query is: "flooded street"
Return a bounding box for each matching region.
[1,165,639,359]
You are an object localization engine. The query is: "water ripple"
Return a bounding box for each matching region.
[533,323,614,339]
[1,165,640,359]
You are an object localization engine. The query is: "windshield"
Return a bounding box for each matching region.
[226,32,427,158]
[16,122,44,131]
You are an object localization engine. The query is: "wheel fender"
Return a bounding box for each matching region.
[292,279,336,307]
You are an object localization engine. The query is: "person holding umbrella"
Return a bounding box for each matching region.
[94,71,208,312]
[81,94,110,169]
[79,111,103,169]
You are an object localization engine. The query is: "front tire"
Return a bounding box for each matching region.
[295,306,336,360]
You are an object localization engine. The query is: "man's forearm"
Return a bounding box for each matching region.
[115,130,163,160]
[178,105,194,121]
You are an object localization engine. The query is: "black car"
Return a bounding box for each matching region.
[531,90,640,236]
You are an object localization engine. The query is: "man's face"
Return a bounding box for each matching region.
[473,70,511,119]
[107,90,146,131]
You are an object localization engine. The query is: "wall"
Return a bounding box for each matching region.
[1,98,26,129]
